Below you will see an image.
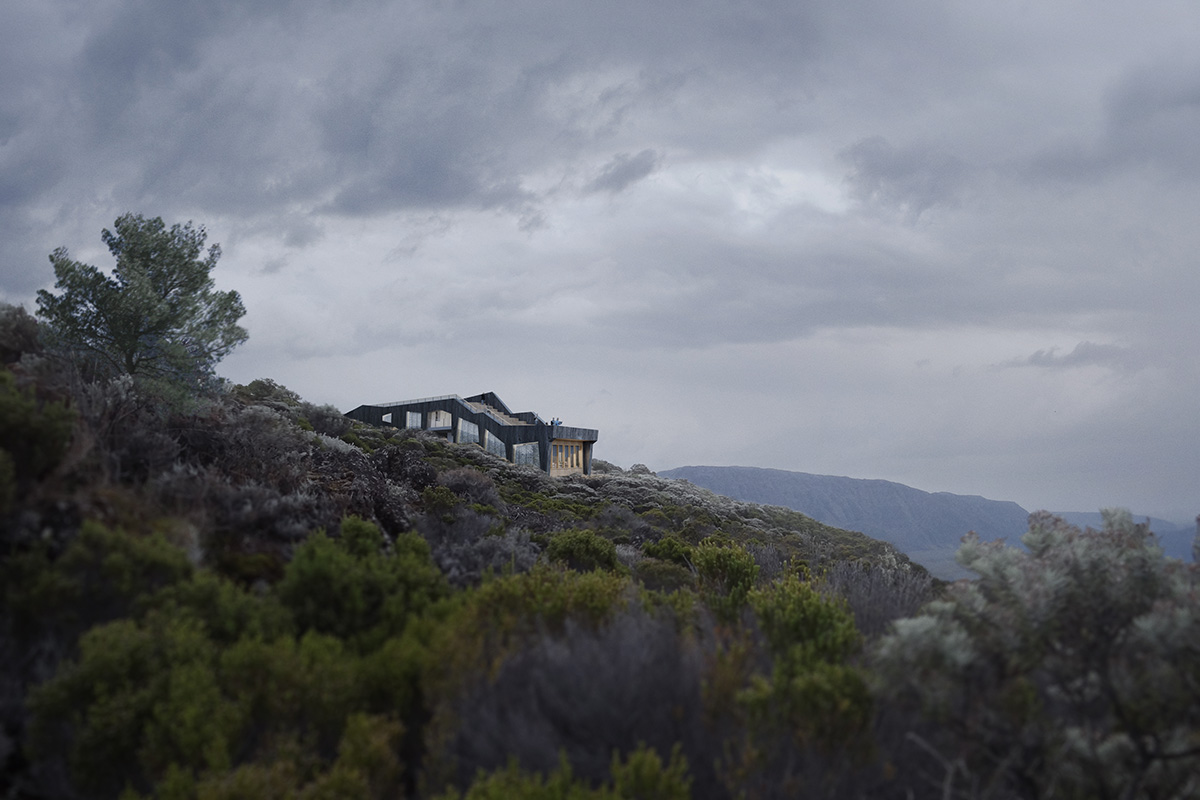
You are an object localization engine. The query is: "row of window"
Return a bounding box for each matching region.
[384,409,584,472]
[386,410,443,428]
[551,442,584,470]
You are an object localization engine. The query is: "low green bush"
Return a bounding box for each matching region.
[424,565,632,706]
[423,485,460,516]
[422,565,637,789]
[30,611,411,799]
[437,744,692,800]
[276,516,446,651]
[502,488,600,521]
[633,558,695,593]
[339,431,373,453]
[0,368,75,488]
[26,515,437,800]
[4,519,194,644]
[692,538,758,623]
[642,536,694,567]
[231,378,301,407]
[545,529,620,572]
[0,448,13,513]
[743,574,868,748]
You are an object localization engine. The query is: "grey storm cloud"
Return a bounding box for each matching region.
[1104,61,1200,176]
[1011,342,1143,372]
[1029,58,1200,183]
[584,150,661,194]
[2,0,1199,520]
[840,136,972,219]
[0,0,832,244]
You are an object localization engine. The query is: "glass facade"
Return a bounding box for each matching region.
[514,442,539,467]
[485,431,507,458]
[458,419,479,445]
[406,411,422,428]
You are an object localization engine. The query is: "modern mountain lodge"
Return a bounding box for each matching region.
[345,391,599,476]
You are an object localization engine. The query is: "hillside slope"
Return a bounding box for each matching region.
[2,336,931,796]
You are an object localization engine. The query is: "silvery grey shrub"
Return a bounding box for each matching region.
[819,559,935,639]
[873,510,1200,800]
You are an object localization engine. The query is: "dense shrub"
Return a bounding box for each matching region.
[545,529,620,572]
[591,503,651,542]
[438,744,692,800]
[308,444,411,535]
[428,565,633,681]
[66,374,188,484]
[416,484,540,587]
[437,606,715,797]
[692,574,879,800]
[743,575,868,747]
[613,543,642,571]
[0,449,14,514]
[4,520,194,647]
[24,515,438,799]
[230,377,300,408]
[819,559,936,639]
[503,487,599,523]
[634,558,696,593]
[643,535,694,567]
[276,516,446,651]
[439,467,503,509]
[372,443,437,492]
[421,567,641,791]
[299,400,353,438]
[188,404,310,485]
[0,302,43,364]
[0,369,75,489]
[692,539,759,623]
[29,612,410,799]
[741,541,791,585]
[588,458,624,474]
[873,510,1200,799]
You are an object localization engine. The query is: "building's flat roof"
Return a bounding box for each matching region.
[372,393,462,407]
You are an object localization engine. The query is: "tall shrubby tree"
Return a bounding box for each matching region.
[36,213,247,392]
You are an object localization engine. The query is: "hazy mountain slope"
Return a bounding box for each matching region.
[660,465,1031,578]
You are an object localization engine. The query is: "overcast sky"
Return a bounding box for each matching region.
[4,0,1199,522]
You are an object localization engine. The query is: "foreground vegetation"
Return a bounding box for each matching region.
[4,302,1195,800]
[3,293,1197,797]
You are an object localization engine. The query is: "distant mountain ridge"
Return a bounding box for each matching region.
[659,465,1196,579]
[659,466,1029,578]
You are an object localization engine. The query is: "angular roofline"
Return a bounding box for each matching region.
[344,391,598,475]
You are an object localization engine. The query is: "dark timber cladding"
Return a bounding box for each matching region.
[344,391,599,476]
